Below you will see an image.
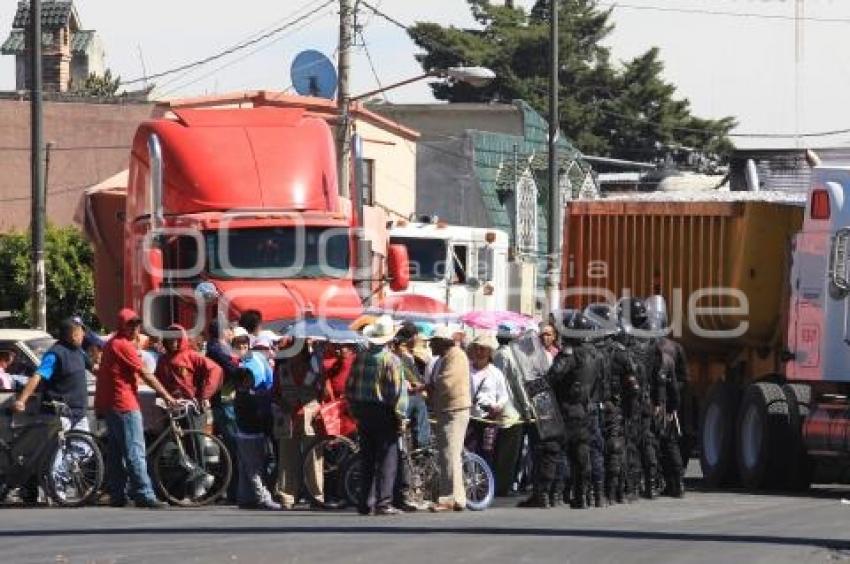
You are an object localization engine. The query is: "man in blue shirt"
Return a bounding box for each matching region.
[14,318,90,432]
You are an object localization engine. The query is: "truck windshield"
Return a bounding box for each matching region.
[391,236,448,282]
[206,227,350,279]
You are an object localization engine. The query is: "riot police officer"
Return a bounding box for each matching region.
[585,303,628,505]
[546,311,604,509]
[617,298,660,500]
[512,330,567,509]
[646,295,686,498]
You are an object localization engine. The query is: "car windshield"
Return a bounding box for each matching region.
[206,227,350,279]
[25,337,55,360]
[391,237,448,282]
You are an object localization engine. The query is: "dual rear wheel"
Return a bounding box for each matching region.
[700,380,812,491]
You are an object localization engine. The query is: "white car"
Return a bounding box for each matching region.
[0,329,97,424]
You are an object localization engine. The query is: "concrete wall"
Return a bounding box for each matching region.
[355,119,416,219]
[370,103,524,141]
[0,99,155,232]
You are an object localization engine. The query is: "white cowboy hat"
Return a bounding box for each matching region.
[471,333,499,351]
[429,325,456,342]
[362,315,398,346]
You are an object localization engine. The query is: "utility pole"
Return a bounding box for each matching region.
[337,0,353,199]
[794,0,804,150]
[545,0,560,315]
[30,0,47,331]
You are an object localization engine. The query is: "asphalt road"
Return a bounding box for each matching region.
[3,472,850,564]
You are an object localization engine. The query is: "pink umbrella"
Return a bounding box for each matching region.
[460,310,537,332]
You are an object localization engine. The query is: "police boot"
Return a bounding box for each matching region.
[593,482,604,508]
[518,490,551,509]
[642,476,655,500]
[570,483,588,509]
[669,477,685,499]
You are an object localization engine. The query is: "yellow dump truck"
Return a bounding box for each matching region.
[560,187,850,490]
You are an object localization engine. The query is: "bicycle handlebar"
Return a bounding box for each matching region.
[155,398,200,419]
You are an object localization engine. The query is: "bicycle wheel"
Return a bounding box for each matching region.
[302,435,358,509]
[463,451,494,511]
[341,453,363,508]
[151,430,232,507]
[44,431,104,507]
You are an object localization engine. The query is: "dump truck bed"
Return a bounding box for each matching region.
[563,193,805,359]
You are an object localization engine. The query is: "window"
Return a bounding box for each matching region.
[360,158,375,206]
[451,245,468,285]
[206,226,350,279]
[391,237,448,282]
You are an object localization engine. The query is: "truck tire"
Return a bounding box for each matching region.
[782,383,813,491]
[700,382,740,487]
[736,382,791,490]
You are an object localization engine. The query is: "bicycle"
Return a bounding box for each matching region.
[0,401,103,506]
[145,399,232,507]
[341,423,495,511]
[301,433,359,509]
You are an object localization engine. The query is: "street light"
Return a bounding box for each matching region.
[442,66,496,88]
[350,66,496,102]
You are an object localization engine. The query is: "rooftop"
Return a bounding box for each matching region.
[1,28,96,55]
[12,1,78,30]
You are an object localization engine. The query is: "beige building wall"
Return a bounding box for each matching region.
[354,119,416,220]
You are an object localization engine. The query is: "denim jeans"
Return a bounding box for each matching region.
[105,410,156,503]
[405,394,431,450]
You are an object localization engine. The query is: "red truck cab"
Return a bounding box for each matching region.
[124,106,402,333]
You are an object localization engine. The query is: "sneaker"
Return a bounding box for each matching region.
[260,499,282,511]
[429,502,455,513]
[357,505,374,516]
[192,473,215,500]
[135,497,169,509]
[395,500,420,513]
[375,506,402,516]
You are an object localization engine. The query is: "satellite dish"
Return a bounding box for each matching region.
[290,50,338,99]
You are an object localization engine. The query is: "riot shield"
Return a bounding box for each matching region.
[508,331,565,440]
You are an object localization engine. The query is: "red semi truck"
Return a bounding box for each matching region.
[563,169,850,492]
[81,103,408,333]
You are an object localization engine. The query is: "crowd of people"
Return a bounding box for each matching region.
[2,295,689,515]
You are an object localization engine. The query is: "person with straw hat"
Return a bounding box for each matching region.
[346,315,407,516]
[467,332,519,479]
[427,325,471,512]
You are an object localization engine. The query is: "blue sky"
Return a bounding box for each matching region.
[2,0,850,148]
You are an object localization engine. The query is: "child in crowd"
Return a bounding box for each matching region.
[233,359,279,510]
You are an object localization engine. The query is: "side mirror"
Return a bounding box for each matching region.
[478,246,495,282]
[388,244,410,292]
[144,248,164,293]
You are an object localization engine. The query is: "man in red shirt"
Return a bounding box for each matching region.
[156,324,223,407]
[96,308,175,509]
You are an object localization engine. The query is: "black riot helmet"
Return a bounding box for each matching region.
[583,303,620,338]
[560,310,595,344]
[618,297,649,332]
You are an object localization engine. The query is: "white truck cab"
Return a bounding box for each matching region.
[388,220,510,314]
[787,166,850,383]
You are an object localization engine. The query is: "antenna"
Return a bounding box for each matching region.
[290,50,338,99]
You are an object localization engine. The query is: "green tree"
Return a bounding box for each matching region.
[0,226,98,332]
[408,0,735,161]
[75,68,122,97]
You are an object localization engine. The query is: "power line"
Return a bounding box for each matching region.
[358,29,389,103]
[122,0,335,86]
[359,0,474,64]
[158,6,334,98]
[599,2,850,24]
[153,0,331,92]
